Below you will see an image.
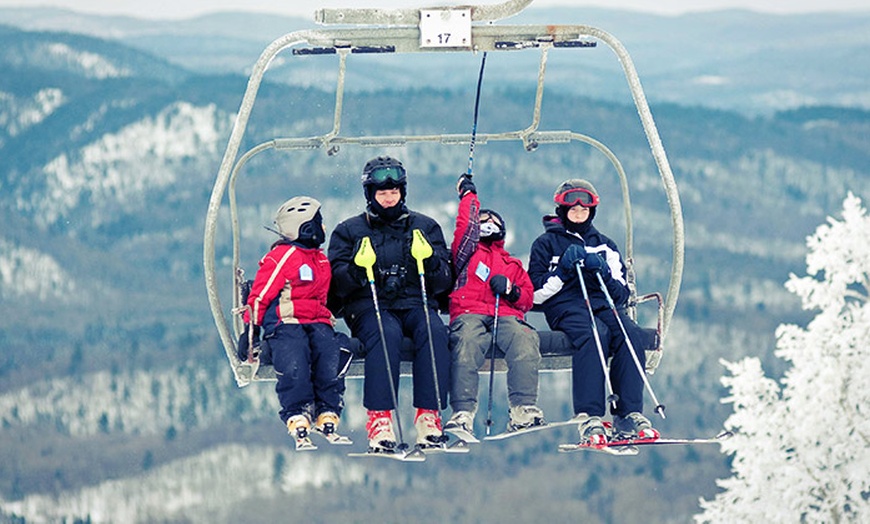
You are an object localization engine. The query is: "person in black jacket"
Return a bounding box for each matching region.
[528,179,659,444]
[328,156,452,452]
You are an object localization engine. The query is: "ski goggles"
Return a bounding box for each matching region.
[554,187,599,207]
[479,211,503,228]
[368,166,406,184]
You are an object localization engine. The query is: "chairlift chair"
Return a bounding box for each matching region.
[203,0,685,387]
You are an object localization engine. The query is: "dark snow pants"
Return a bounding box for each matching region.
[349,306,450,411]
[265,322,344,423]
[551,307,646,418]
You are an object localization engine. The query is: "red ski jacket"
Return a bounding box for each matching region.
[245,241,334,334]
[449,192,534,322]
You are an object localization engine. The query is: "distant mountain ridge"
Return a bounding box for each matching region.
[1,6,869,113]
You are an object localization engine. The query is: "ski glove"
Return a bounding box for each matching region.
[456,174,477,197]
[557,244,587,279]
[581,252,611,280]
[490,274,521,303]
[237,324,261,361]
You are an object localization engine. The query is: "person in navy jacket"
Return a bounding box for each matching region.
[241,196,345,442]
[444,175,543,438]
[528,179,659,444]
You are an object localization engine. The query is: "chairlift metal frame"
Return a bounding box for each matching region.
[203,0,684,387]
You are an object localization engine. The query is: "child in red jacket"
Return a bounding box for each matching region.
[444,175,544,439]
[241,196,345,442]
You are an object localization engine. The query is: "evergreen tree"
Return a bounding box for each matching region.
[697,193,870,523]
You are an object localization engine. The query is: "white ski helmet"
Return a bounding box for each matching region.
[274,196,322,241]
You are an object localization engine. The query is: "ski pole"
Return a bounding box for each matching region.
[576,264,619,412]
[595,271,666,419]
[410,229,446,441]
[466,51,487,177]
[485,293,500,435]
[354,237,409,450]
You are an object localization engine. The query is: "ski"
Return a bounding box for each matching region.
[558,431,732,455]
[606,430,733,449]
[443,424,480,444]
[294,436,317,451]
[310,427,353,445]
[415,439,471,454]
[483,419,576,441]
[558,442,638,455]
[348,446,427,462]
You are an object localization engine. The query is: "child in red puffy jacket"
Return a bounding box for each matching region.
[444,175,544,440]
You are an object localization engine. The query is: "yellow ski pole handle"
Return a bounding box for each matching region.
[410,229,433,274]
[353,236,377,282]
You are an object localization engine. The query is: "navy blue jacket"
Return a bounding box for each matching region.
[528,215,630,321]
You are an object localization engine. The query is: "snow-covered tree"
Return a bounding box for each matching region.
[696,192,870,524]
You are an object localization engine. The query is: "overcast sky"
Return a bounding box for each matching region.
[2,0,868,20]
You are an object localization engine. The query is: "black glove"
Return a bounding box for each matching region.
[456,174,477,198]
[581,252,611,280]
[423,254,440,274]
[490,274,522,303]
[489,274,510,296]
[557,244,586,279]
[350,263,368,285]
[237,324,261,361]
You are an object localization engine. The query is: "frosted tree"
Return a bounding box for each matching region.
[696,193,870,524]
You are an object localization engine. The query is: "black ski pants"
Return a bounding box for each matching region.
[349,306,450,412]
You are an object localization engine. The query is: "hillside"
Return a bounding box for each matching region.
[1,7,869,523]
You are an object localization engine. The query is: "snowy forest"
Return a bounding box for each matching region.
[696,194,870,523]
[1,4,869,523]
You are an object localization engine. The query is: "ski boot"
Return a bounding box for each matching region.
[414,408,447,447]
[287,413,316,451]
[314,411,340,436]
[312,411,352,445]
[574,413,608,445]
[366,410,397,452]
[613,412,660,440]
[507,405,546,431]
[444,410,477,442]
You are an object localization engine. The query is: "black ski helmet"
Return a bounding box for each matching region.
[479,208,506,242]
[362,156,407,202]
[274,196,325,246]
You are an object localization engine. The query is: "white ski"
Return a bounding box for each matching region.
[483,419,576,441]
[348,446,427,462]
[443,424,480,444]
[310,427,353,445]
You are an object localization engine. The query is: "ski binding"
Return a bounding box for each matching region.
[310,427,353,445]
[348,444,427,462]
[415,439,471,454]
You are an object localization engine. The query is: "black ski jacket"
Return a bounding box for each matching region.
[328,209,453,320]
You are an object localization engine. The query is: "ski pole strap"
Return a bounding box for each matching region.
[410,229,433,274]
[353,236,377,282]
